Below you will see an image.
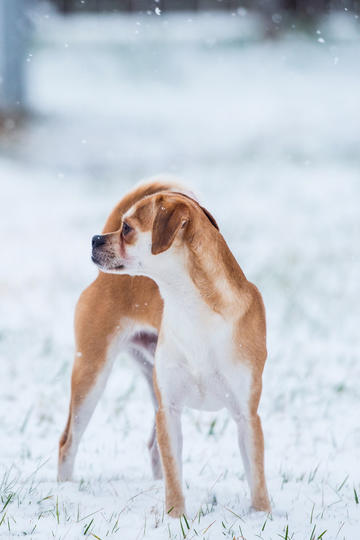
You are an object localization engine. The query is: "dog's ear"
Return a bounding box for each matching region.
[200,205,219,231]
[152,200,189,255]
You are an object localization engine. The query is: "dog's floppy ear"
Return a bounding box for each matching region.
[152,200,189,255]
[200,205,219,231]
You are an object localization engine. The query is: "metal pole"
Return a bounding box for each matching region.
[0,0,29,121]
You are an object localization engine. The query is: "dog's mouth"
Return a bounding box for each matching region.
[91,254,125,272]
[91,253,103,266]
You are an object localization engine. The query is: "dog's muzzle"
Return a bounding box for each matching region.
[91,234,125,271]
[91,235,107,267]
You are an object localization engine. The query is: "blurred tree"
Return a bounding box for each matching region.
[50,0,360,13]
[0,0,29,124]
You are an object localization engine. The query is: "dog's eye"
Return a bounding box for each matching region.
[122,222,132,237]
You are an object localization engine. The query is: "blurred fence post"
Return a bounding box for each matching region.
[0,0,29,123]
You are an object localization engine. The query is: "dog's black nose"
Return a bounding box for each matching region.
[92,235,106,248]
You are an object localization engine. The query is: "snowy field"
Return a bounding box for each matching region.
[1,8,360,539]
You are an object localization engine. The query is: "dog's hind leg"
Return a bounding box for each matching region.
[58,282,123,482]
[58,273,163,482]
[129,333,162,479]
[58,340,116,481]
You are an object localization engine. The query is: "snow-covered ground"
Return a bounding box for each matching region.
[1,8,360,539]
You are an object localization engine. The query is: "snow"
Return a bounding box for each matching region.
[1,9,360,539]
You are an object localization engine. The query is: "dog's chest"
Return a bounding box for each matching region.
[158,280,251,412]
[162,308,244,412]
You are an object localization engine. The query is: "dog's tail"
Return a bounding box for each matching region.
[102,175,195,233]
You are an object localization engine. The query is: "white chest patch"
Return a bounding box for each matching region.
[159,296,251,415]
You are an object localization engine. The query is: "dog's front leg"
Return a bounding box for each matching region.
[235,411,270,513]
[154,344,185,518]
[156,405,184,517]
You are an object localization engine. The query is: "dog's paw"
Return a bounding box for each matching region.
[250,495,271,514]
[166,499,186,519]
[57,474,73,482]
[57,464,73,482]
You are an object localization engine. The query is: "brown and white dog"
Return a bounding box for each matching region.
[58,179,190,483]
[89,185,271,517]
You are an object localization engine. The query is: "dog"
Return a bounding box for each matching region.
[58,179,191,483]
[91,188,271,517]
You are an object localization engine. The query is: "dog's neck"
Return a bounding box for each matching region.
[188,229,248,315]
[155,227,249,319]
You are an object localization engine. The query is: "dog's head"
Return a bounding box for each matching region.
[91,192,219,278]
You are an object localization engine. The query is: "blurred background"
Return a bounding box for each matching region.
[1,1,360,538]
